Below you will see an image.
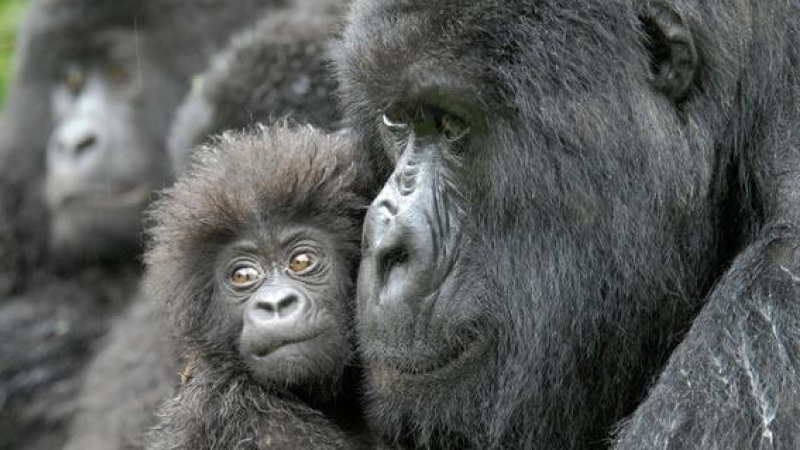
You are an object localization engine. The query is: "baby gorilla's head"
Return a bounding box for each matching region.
[146,125,369,388]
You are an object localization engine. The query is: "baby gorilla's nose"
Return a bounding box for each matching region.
[248,286,305,323]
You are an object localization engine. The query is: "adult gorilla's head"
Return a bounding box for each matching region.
[4,0,276,266]
[337,0,742,447]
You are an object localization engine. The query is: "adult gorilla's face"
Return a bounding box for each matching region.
[45,31,180,261]
[342,0,710,445]
[359,109,490,374]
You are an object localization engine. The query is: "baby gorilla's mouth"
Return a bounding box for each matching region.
[250,331,325,358]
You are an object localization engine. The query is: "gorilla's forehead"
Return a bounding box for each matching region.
[341,0,636,109]
[339,4,506,113]
[219,224,337,257]
[345,1,509,68]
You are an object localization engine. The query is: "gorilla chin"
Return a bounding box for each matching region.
[48,200,147,264]
[243,330,348,387]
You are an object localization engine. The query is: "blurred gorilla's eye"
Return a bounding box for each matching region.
[288,253,316,274]
[108,64,129,85]
[64,64,85,94]
[228,263,262,290]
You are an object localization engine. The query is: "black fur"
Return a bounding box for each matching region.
[0,1,277,448]
[335,0,800,448]
[145,126,373,449]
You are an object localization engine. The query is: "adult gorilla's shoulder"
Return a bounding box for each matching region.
[336,0,800,448]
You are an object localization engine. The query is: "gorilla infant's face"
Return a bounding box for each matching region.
[45,31,178,262]
[215,226,352,386]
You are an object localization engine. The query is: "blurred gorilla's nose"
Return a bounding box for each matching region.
[247,286,306,324]
[48,117,105,163]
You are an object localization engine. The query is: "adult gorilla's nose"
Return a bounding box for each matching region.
[47,116,106,164]
[362,183,437,310]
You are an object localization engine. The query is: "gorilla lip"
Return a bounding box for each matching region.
[54,184,151,209]
[249,330,326,358]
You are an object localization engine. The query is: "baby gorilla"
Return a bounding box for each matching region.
[144,126,372,449]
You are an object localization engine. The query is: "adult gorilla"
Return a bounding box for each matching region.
[336,0,800,448]
[0,1,273,448]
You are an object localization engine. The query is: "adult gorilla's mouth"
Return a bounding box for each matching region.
[49,183,152,210]
[375,330,489,378]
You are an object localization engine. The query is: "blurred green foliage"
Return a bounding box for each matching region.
[0,0,25,105]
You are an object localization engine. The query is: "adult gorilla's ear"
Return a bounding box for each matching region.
[639,1,697,102]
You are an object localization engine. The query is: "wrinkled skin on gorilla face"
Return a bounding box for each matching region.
[335,0,795,448]
[45,30,179,260]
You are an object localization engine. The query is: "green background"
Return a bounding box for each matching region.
[0,0,26,105]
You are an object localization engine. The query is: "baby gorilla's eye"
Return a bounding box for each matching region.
[288,253,316,274]
[64,64,85,94]
[228,264,262,289]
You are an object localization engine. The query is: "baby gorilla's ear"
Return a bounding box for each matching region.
[640,1,697,102]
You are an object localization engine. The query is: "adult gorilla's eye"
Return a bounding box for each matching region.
[228,263,263,290]
[382,112,410,131]
[64,64,85,94]
[438,114,470,141]
[288,252,316,274]
[108,64,129,85]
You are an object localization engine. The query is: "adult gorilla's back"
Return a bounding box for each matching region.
[336,0,800,448]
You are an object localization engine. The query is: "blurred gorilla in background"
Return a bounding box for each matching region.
[336,0,800,448]
[0,1,277,448]
[168,0,342,174]
[146,126,373,450]
[63,2,345,448]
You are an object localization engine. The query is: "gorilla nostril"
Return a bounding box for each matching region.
[378,198,399,216]
[379,247,409,284]
[73,135,97,156]
[254,292,302,319]
[276,294,300,317]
